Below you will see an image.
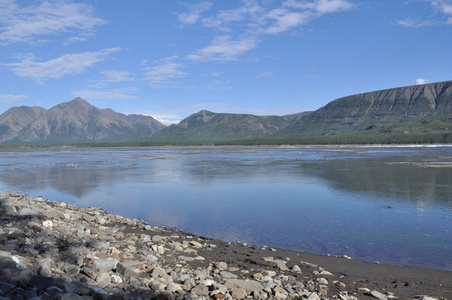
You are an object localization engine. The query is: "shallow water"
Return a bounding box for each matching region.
[0,146,451,270]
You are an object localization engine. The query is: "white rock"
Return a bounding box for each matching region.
[42,220,53,228]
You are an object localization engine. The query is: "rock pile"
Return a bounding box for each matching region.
[0,192,444,299]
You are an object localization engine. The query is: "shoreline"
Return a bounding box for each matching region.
[1,191,450,299]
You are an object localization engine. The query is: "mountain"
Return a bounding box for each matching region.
[151,110,306,141]
[0,98,166,143]
[275,80,452,137]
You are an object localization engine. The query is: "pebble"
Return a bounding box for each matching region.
[0,191,438,300]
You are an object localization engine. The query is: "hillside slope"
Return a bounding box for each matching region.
[151,110,302,141]
[275,80,452,137]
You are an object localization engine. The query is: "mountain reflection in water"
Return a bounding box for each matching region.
[0,146,451,271]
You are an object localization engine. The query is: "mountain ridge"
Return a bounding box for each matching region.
[1,80,452,145]
[274,80,452,137]
[151,110,306,141]
[0,97,166,143]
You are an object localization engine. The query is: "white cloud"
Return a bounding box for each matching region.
[143,56,187,88]
[398,1,452,27]
[0,0,106,45]
[138,111,183,126]
[265,8,310,34]
[177,1,212,26]
[266,0,354,34]
[312,0,355,14]
[0,93,26,103]
[415,78,430,85]
[396,18,434,28]
[101,71,135,83]
[187,35,257,61]
[201,0,262,30]
[181,0,354,60]
[72,88,139,100]
[430,0,452,23]
[259,71,274,77]
[4,48,121,83]
[90,70,135,88]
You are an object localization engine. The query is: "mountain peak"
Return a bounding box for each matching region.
[0,98,166,143]
[70,97,88,103]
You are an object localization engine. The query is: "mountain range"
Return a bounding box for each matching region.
[0,98,165,143]
[0,80,451,144]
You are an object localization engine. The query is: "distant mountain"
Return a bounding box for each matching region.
[275,80,452,137]
[2,81,451,145]
[151,110,306,141]
[0,98,166,143]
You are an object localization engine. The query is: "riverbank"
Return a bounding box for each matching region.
[0,192,450,299]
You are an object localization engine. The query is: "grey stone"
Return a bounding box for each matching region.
[90,287,109,300]
[4,205,18,216]
[95,273,111,286]
[62,283,80,294]
[28,275,55,290]
[371,290,388,299]
[81,266,97,280]
[231,287,247,299]
[220,270,238,279]
[20,268,38,283]
[191,284,209,296]
[92,258,118,273]
[63,263,80,275]
[155,292,175,300]
[59,293,86,300]
[225,279,264,294]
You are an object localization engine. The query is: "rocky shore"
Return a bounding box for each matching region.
[0,192,451,300]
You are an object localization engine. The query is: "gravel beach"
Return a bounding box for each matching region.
[0,191,450,299]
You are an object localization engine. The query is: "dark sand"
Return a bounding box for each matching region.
[156,228,452,299]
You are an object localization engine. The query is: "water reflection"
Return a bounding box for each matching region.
[0,146,451,270]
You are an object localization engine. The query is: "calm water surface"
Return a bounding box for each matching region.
[0,146,451,271]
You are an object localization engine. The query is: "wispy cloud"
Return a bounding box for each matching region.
[72,87,139,100]
[179,0,354,61]
[396,18,434,28]
[258,71,274,77]
[177,1,212,26]
[0,93,26,103]
[265,8,310,34]
[187,35,258,61]
[143,56,187,88]
[4,48,121,84]
[90,70,135,88]
[101,71,135,83]
[397,0,452,27]
[266,0,354,34]
[0,0,106,45]
[201,0,262,30]
[430,0,452,23]
[310,0,355,14]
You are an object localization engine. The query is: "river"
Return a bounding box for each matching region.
[0,146,451,270]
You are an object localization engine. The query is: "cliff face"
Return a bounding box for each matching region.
[275,81,452,137]
[0,98,166,142]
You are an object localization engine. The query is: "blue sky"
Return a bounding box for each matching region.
[1,0,451,125]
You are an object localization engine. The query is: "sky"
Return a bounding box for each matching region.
[0,0,451,125]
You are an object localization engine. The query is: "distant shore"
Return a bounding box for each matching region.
[1,191,451,299]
